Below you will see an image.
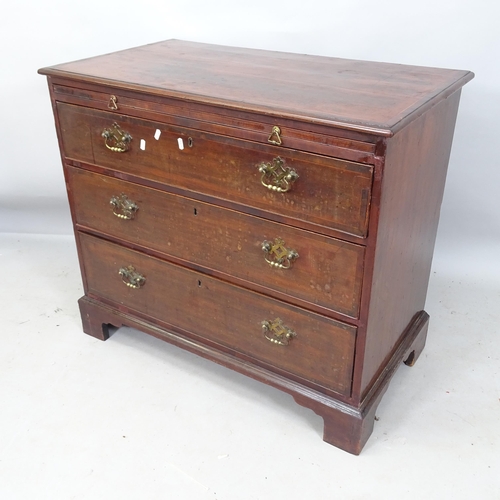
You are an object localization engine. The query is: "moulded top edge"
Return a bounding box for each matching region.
[38,40,474,138]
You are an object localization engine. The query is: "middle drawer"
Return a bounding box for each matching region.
[67,166,364,318]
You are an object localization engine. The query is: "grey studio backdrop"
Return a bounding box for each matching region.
[1,1,500,497]
[2,0,500,277]
[2,0,499,264]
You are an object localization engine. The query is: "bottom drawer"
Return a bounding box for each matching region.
[79,232,356,395]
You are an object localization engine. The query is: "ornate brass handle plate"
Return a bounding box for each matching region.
[258,157,298,193]
[261,238,299,269]
[261,318,297,346]
[110,194,138,220]
[102,122,132,152]
[118,265,146,288]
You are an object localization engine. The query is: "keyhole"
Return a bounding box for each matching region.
[188,137,193,147]
[193,208,198,216]
[197,280,202,287]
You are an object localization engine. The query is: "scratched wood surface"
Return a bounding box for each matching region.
[67,166,365,318]
[40,40,473,454]
[39,39,473,135]
[79,232,356,395]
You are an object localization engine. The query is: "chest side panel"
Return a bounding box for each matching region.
[357,90,462,397]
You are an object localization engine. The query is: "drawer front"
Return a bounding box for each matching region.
[53,83,379,164]
[79,232,356,395]
[68,167,364,317]
[58,102,373,237]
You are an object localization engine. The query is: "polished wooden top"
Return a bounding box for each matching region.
[39,39,473,136]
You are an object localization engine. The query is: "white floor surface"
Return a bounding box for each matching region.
[1,233,499,499]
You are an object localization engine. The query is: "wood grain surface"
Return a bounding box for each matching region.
[79,232,356,395]
[40,40,473,453]
[67,166,365,318]
[58,102,373,237]
[39,39,473,135]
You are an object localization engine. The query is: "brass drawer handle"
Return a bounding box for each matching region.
[258,157,298,193]
[262,318,297,346]
[261,238,299,269]
[110,194,138,220]
[118,265,145,288]
[102,122,132,152]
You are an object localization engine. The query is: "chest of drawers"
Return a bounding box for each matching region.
[39,40,473,454]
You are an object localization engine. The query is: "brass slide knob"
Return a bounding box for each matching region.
[108,95,119,110]
[267,125,282,146]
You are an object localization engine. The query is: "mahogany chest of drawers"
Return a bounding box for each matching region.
[39,40,473,454]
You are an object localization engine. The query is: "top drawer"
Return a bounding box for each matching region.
[57,102,373,237]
